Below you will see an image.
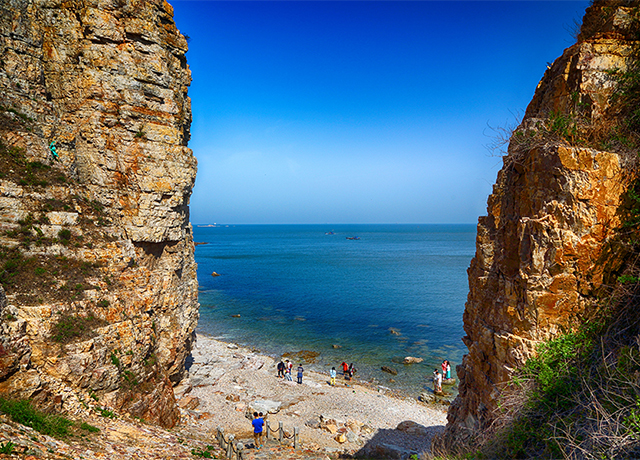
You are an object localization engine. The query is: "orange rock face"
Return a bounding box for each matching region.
[444,3,639,441]
[0,0,197,427]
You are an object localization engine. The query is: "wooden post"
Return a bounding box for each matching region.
[227,434,235,458]
[294,426,299,449]
[278,421,284,443]
[219,427,226,448]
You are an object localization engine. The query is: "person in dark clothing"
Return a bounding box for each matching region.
[297,363,304,384]
[277,360,285,378]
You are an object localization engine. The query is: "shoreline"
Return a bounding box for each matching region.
[175,333,449,457]
[195,327,460,403]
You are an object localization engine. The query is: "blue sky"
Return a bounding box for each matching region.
[171,1,590,225]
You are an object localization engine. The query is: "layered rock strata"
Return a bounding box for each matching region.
[445,2,639,439]
[0,0,197,427]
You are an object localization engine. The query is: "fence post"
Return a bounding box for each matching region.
[217,427,225,448]
[294,426,299,449]
[278,421,284,443]
[227,434,235,458]
[236,442,244,460]
[265,419,270,440]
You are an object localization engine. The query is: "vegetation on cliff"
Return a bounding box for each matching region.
[437,2,640,458]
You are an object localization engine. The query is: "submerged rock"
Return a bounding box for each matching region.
[381,366,398,375]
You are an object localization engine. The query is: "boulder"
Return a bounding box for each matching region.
[364,442,416,459]
[177,395,200,410]
[305,418,320,429]
[346,420,362,434]
[381,366,398,375]
[247,399,281,417]
[345,430,358,443]
[403,356,423,364]
[323,423,338,434]
[396,420,429,436]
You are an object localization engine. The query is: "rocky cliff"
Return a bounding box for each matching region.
[445,2,640,441]
[0,0,198,427]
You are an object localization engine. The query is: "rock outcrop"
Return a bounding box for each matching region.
[444,2,639,441]
[0,0,197,427]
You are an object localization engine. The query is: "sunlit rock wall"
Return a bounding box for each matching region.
[444,2,638,441]
[0,0,198,427]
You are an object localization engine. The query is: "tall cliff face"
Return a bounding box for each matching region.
[0,0,197,427]
[445,3,638,440]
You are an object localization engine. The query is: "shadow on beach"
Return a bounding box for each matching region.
[353,421,445,459]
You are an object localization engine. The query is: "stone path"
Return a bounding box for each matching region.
[235,438,332,460]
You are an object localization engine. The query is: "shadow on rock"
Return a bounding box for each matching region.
[353,421,445,459]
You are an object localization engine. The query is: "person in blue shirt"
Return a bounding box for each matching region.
[297,364,304,384]
[252,412,264,449]
[330,367,337,386]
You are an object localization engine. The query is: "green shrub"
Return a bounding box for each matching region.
[57,228,72,244]
[96,407,116,419]
[51,314,103,343]
[79,422,100,433]
[0,398,73,438]
[0,441,14,454]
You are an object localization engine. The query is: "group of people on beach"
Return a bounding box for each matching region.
[276,359,304,384]
[432,359,451,393]
[276,359,356,386]
[330,362,356,385]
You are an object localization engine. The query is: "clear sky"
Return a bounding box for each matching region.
[170,1,591,225]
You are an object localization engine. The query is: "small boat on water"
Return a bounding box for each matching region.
[346,236,360,240]
[325,231,335,235]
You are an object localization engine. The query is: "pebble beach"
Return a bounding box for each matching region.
[0,333,448,460]
[175,333,448,458]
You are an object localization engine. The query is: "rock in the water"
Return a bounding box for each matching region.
[381,366,398,375]
[403,356,423,364]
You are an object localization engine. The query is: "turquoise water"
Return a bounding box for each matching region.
[194,224,474,397]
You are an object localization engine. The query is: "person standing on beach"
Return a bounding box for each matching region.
[297,363,304,384]
[330,367,337,386]
[252,412,265,449]
[445,360,451,380]
[277,360,285,378]
[348,363,356,380]
[433,369,442,393]
[285,360,293,381]
[341,361,349,379]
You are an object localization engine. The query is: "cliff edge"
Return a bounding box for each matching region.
[0,0,198,427]
[444,1,640,444]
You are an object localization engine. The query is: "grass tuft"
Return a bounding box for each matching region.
[0,398,73,438]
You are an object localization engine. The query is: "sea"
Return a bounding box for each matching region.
[194,224,475,397]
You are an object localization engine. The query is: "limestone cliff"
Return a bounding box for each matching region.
[0,0,198,427]
[445,2,640,440]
